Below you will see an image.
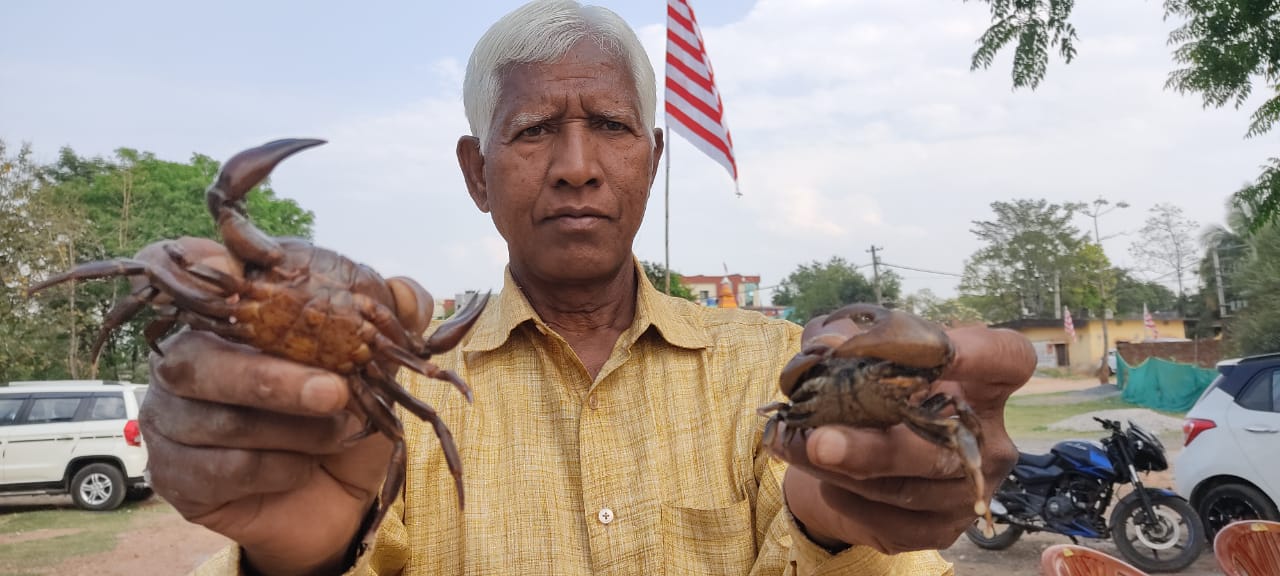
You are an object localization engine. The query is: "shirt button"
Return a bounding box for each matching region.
[597,508,614,525]
[587,394,600,410]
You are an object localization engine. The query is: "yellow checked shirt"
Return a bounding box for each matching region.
[196,259,953,575]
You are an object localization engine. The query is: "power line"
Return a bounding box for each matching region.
[879,262,964,278]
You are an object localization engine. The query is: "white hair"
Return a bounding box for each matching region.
[463,0,657,150]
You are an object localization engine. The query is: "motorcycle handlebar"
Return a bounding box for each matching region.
[1093,416,1121,431]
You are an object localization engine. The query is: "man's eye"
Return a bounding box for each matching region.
[603,120,626,131]
[520,125,546,138]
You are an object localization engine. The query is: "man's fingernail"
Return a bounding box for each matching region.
[301,375,341,413]
[813,428,847,466]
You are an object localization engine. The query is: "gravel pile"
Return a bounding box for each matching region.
[1047,408,1186,434]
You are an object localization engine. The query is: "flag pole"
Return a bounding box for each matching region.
[663,121,672,295]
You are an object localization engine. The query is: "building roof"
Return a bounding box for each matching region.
[990,314,1184,331]
[682,274,760,285]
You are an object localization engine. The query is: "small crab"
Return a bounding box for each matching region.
[757,303,992,529]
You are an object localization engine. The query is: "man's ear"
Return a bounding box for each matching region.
[649,127,665,185]
[457,136,489,212]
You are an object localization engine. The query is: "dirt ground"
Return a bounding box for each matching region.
[0,376,1227,575]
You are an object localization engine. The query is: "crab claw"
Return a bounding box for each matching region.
[822,303,953,370]
[424,291,491,353]
[778,352,823,397]
[206,138,326,218]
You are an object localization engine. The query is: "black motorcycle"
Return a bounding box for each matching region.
[964,417,1204,573]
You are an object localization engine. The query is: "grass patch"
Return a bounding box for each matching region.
[1033,366,1098,380]
[0,500,168,576]
[1003,392,1186,440]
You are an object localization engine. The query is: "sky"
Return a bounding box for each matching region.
[3,0,1274,305]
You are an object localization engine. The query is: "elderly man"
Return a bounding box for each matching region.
[142,1,1034,574]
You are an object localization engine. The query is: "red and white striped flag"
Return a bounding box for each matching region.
[665,0,739,194]
[1063,306,1076,343]
[1143,303,1159,339]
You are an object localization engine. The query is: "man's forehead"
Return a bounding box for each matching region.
[493,60,640,116]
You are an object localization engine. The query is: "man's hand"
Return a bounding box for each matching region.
[769,315,1036,554]
[137,239,396,576]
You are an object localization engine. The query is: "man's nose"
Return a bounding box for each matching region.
[550,124,601,189]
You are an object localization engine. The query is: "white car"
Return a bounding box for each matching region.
[1175,353,1280,538]
[0,380,151,510]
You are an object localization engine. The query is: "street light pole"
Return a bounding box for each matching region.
[1081,197,1128,379]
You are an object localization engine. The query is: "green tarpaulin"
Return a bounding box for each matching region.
[1117,355,1217,412]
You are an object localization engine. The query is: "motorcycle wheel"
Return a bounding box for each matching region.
[963,518,1024,550]
[1109,492,1204,573]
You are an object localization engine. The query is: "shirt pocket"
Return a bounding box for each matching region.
[660,497,756,576]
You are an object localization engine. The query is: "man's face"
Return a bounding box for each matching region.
[458,39,664,287]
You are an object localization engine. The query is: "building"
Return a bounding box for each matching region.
[990,314,1186,371]
[682,274,760,307]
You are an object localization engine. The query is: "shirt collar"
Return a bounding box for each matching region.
[461,256,710,353]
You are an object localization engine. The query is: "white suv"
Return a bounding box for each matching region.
[0,380,151,510]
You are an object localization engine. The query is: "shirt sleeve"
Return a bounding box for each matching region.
[188,496,410,576]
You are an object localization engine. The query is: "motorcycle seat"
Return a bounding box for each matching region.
[1017,451,1057,468]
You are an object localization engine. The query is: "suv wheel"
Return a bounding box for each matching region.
[1198,482,1280,539]
[70,463,127,511]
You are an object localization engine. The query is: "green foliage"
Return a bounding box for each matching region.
[0,140,91,382]
[958,198,1110,322]
[1111,269,1178,316]
[640,260,695,300]
[966,0,1078,89]
[1224,221,1280,355]
[902,289,985,327]
[2,139,316,383]
[1234,158,1280,233]
[964,0,1280,231]
[771,256,893,325]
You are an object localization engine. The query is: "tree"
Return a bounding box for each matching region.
[1128,203,1200,313]
[0,139,92,382]
[1225,221,1280,355]
[1111,268,1178,316]
[771,256,892,325]
[902,289,985,327]
[1198,195,1252,322]
[640,260,695,301]
[958,199,1110,322]
[12,143,317,382]
[964,0,1280,231]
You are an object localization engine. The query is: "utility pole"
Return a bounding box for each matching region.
[1212,247,1228,319]
[1054,271,1061,320]
[867,245,884,305]
[1080,197,1128,375]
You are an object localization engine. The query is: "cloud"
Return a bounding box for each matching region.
[6,0,1276,304]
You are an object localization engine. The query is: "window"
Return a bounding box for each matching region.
[0,398,23,425]
[88,395,126,420]
[25,397,82,424]
[1273,371,1280,414]
[1237,370,1277,413]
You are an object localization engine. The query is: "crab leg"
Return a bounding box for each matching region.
[903,395,991,530]
[366,362,465,511]
[88,285,161,365]
[25,259,148,295]
[344,372,407,550]
[206,139,325,270]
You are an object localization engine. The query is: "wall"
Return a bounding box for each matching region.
[1117,339,1222,369]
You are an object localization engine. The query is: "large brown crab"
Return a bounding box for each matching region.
[757,303,992,530]
[26,139,488,546]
